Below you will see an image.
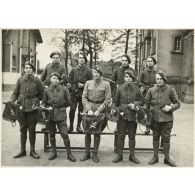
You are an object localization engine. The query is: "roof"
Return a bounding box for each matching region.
[33,30,43,43]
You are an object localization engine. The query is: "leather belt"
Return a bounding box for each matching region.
[87,98,104,104]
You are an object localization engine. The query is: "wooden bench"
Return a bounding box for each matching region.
[36,128,176,152]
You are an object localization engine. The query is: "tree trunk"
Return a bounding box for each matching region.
[82,30,85,51]
[125,29,130,54]
[64,30,69,75]
[86,30,93,68]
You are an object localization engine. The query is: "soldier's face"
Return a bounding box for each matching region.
[147,57,155,67]
[121,57,129,66]
[124,74,133,83]
[156,74,165,86]
[93,69,101,80]
[78,54,86,65]
[24,65,33,75]
[52,55,60,64]
[50,76,59,85]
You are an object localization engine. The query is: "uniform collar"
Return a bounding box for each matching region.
[23,74,35,82]
[49,83,61,91]
[94,77,103,84]
[156,84,167,91]
[51,62,60,68]
[120,65,129,71]
[77,64,86,70]
[123,82,134,91]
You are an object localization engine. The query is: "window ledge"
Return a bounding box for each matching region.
[171,51,184,55]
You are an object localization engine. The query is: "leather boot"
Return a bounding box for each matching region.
[92,135,100,163]
[148,141,159,165]
[92,152,99,163]
[76,112,83,133]
[80,135,91,161]
[163,139,176,167]
[13,133,27,158]
[112,154,123,163]
[64,139,76,162]
[113,134,124,163]
[114,132,118,154]
[48,138,57,160]
[129,140,140,164]
[29,133,40,159]
[69,109,75,133]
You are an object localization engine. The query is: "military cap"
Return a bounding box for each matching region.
[147,56,157,65]
[156,70,168,82]
[50,72,61,80]
[124,70,136,80]
[93,65,103,75]
[122,54,131,64]
[50,51,60,58]
[79,51,88,62]
[24,61,36,71]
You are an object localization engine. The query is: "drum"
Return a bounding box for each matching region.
[136,107,153,127]
[37,107,52,125]
[82,113,107,134]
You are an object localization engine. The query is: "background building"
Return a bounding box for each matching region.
[2,29,43,90]
[136,29,194,103]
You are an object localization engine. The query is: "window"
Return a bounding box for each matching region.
[174,36,182,52]
[151,37,156,55]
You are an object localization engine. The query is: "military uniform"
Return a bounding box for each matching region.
[81,76,111,162]
[10,74,44,159]
[112,65,137,86]
[139,67,156,96]
[112,82,144,163]
[41,62,68,86]
[68,65,93,132]
[111,65,137,153]
[42,83,76,161]
[144,84,180,166]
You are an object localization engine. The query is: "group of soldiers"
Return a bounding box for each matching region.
[9,50,180,166]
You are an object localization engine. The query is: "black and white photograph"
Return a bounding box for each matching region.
[1,28,194,167]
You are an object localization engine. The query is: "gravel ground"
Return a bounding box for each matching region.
[1,91,194,167]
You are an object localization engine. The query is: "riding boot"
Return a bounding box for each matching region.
[129,140,140,164]
[112,134,124,163]
[64,138,76,162]
[13,132,27,158]
[92,135,100,163]
[148,141,159,165]
[29,133,40,159]
[68,109,75,133]
[80,135,91,161]
[163,140,176,167]
[76,112,83,133]
[48,138,57,160]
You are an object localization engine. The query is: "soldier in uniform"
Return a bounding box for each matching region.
[41,72,76,162]
[81,66,111,163]
[10,61,44,159]
[139,56,157,134]
[111,54,137,153]
[112,70,144,163]
[68,52,93,133]
[111,54,137,86]
[143,71,180,167]
[41,51,68,87]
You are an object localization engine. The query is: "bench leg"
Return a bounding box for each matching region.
[44,132,49,152]
[114,132,118,153]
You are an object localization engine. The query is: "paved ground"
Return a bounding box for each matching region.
[1,91,194,167]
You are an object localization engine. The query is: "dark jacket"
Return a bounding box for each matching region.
[42,84,71,121]
[10,74,44,112]
[68,65,93,97]
[139,68,156,86]
[41,62,68,86]
[113,83,144,121]
[143,84,180,122]
[111,65,137,86]
[82,78,111,113]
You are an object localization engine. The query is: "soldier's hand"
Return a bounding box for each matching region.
[88,110,94,115]
[78,83,84,88]
[129,103,135,110]
[94,110,100,116]
[162,105,172,112]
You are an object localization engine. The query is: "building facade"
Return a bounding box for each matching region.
[136,29,194,103]
[2,29,43,90]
